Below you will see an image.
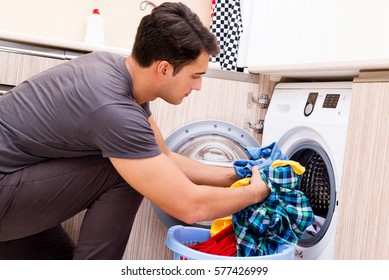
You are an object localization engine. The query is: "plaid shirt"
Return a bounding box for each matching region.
[232,144,315,257]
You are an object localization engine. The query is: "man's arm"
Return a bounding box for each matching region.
[109,116,268,224]
[110,153,268,225]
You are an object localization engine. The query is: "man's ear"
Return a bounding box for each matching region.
[157,61,170,78]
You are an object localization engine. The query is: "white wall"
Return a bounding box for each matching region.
[0,0,211,49]
[337,0,389,61]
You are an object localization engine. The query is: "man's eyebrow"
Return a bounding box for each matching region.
[195,71,207,75]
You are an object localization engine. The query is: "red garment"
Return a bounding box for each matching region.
[189,224,237,257]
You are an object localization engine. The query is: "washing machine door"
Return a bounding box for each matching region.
[264,127,338,260]
[152,120,260,229]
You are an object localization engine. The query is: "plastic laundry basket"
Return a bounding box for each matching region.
[166,225,295,260]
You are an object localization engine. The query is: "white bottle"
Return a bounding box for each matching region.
[83,9,105,45]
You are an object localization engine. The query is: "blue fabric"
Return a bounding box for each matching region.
[232,142,315,257]
[233,142,288,179]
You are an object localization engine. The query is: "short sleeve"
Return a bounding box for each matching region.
[80,103,161,159]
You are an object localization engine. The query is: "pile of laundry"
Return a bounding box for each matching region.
[190,142,315,257]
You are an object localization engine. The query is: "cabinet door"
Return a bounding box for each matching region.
[0,51,64,86]
[150,75,261,140]
[335,82,389,259]
[246,0,340,68]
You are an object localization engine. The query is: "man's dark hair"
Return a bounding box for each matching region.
[132,2,220,75]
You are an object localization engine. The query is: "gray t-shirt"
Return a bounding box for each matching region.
[0,51,161,173]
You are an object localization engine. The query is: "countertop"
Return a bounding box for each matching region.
[0,30,131,57]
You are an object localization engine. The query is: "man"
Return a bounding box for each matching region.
[0,2,269,259]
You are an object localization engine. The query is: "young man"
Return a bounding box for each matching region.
[0,3,269,259]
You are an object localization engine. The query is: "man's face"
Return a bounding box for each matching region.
[159,52,209,105]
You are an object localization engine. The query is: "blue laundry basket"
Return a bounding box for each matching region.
[166,225,295,260]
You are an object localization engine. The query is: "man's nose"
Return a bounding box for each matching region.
[191,77,203,91]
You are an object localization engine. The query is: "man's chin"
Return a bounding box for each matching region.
[162,96,186,105]
[166,100,183,105]
[174,100,183,105]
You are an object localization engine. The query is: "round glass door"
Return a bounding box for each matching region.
[153,120,260,229]
[175,135,250,167]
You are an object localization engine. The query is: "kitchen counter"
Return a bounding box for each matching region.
[0,30,131,58]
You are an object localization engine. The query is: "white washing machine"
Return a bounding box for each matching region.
[152,119,261,228]
[262,81,352,259]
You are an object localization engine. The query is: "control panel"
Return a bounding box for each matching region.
[304,92,342,117]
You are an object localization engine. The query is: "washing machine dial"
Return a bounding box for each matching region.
[304,103,314,116]
[304,92,318,117]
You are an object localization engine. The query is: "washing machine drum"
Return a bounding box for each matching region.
[288,143,336,248]
[152,120,260,229]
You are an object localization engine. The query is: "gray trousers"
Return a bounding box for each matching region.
[0,156,143,260]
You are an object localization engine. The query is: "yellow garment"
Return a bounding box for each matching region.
[230,177,251,188]
[210,160,305,237]
[210,216,233,237]
[270,160,305,175]
[210,178,250,237]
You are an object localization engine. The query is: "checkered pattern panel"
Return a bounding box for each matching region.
[210,0,243,71]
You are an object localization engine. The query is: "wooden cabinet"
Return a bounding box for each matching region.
[0,51,64,86]
[334,80,389,259]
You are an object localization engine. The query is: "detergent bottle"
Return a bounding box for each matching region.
[83,9,105,45]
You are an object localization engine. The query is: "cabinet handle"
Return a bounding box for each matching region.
[0,40,87,60]
[0,84,14,96]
